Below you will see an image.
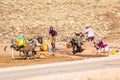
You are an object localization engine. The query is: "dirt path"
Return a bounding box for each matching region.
[0,42,109,68]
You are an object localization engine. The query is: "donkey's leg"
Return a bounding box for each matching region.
[26,52,29,60]
[32,49,36,59]
[77,45,82,52]
[24,52,29,60]
[72,43,77,54]
[19,51,22,57]
[71,41,76,54]
[77,42,82,52]
[11,47,15,60]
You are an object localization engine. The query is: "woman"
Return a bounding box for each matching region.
[49,26,57,50]
[85,26,95,42]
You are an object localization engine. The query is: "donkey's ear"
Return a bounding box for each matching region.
[4,46,8,52]
[74,32,76,34]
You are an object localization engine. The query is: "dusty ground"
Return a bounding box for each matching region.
[0,42,110,68]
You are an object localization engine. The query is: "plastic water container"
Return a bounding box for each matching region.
[105,46,110,52]
[98,49,102,53]
[40,44,49,51]
[49,48,53,53]
[111,50,119,55]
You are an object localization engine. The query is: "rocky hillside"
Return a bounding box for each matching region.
[0,0,120,47]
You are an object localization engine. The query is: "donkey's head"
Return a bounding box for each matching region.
[4,39,19,51]
[37,37,43,44]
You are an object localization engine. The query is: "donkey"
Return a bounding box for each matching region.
[4,37,43,60]
[70,32,83,54]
